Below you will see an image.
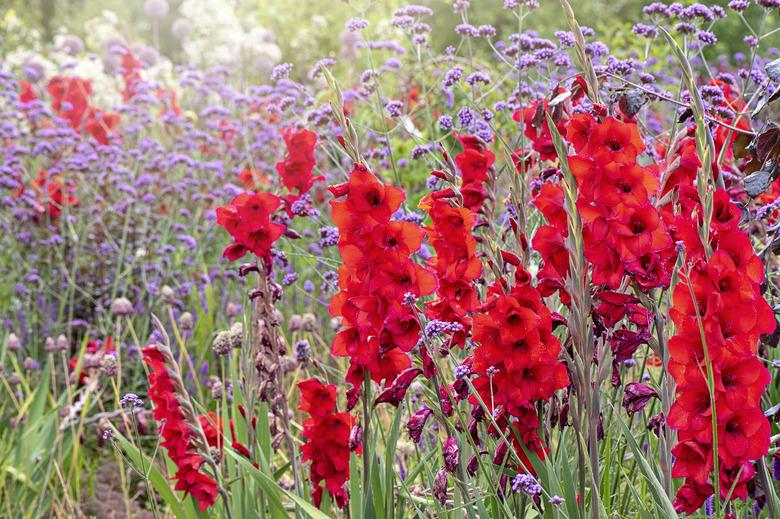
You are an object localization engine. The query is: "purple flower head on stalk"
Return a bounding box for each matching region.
[271,63,293,82]
[385,100,404,117]
[346,17,369,32]
[120,393,144,408]
[455,23,478,37]
[697,30,717,46]
[466,72,491,86]
[728,0,750,10]
[438,114,453,131]
[512,473,541,496]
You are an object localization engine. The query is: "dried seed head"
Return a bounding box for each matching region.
[226,302,242,318]
[268,309,283,327]
[56,334,69,351]
[301,313,317,331]
[288,314,303,332]
[209,376,224,399]
[330,317,341,331]
[160,285,176,304]
[178,312,194,331]
[228,322,243,349]
[5,333,20,352]
[212,331,232,356]
[110,297,134,316]
[280,355,296,373]
[100,354,118,377]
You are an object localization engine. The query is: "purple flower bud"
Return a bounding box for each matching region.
[464,454,480,477]
[443,437,460,473]
[433,467,448,505]
[350,424,362,451]
[407,407,433,443]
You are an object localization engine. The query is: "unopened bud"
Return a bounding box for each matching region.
[433,467,448,506]
[301,313,316,332]
[160,285,176,304]
[289,314,303,332]
[110,297,134,316]
[5,333,20,352]
[100,354,118,377]
[179,312,194,331]
[56,335,69,351]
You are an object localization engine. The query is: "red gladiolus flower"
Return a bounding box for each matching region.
[298,378,353,508]
[328,164,433,392]
[215,192,285,261]
[143,345,217,511]
[48,76,92,129]
[276,129,320,194]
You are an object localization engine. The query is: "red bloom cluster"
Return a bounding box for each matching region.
[47,75,120,145]
[142,345,218,511]
[23,169,80,221]
[420,197,482,349]
[276,129,320,195]
[329,164,436,394]
[215,192,285,261]
[469,273,569,470]
[533,115,674,297]
[298,378,353,508]
[452,133,494,212]
[667,189,775,513]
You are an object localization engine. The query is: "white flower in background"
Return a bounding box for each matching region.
[171,18,191,40]
[83,11,123,51]
[178,0,281,77]
[144,0,170,19]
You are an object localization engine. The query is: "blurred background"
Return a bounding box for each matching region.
[2,0,777,80]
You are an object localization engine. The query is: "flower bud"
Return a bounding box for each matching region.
[288,314,303,332]
[56,334,69,351]
[110,297,134,316]
[433,467,448,506]
[209,376,224,399]
[226,302,242,319]
[301,313,317,331]
[44,336,56,352]
[443,437,459,473]
[466,454,479,476]
[160,285,176,304]
[178,312,194,331]
[100,354,118,377]
[5,333,20,352]
[350,424,362,451]
[228,322,243,349]
[212,331,232,356]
